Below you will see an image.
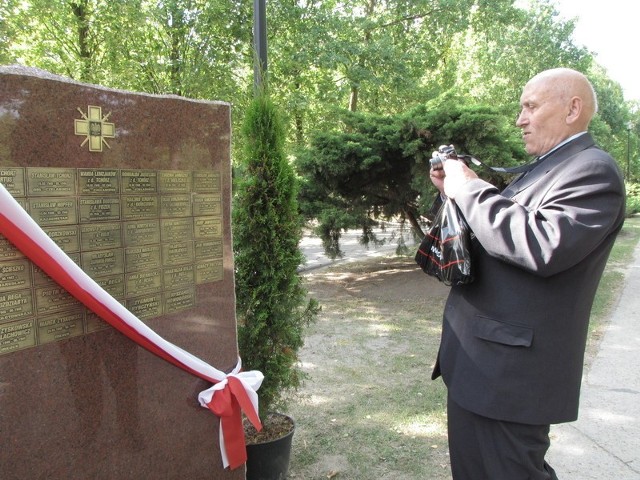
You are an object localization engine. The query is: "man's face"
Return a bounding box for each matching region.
[516,80,570,156]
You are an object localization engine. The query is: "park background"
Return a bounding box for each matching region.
[2,1,638,237]
[2,1,639,478]
[3,0,638,249]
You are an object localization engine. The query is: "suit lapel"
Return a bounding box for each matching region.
[501,133,597,198]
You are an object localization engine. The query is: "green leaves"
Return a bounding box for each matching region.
[296,102,529,255]
[2,0,635,164]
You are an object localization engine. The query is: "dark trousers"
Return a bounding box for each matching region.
[447,395,559,480]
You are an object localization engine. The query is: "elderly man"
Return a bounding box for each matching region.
[429,68,626,479]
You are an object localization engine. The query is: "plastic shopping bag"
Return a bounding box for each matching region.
[415,198,474,286]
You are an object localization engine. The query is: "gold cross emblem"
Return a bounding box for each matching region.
[74,105,115,152]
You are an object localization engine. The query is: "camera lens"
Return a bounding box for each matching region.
[430,151,444,170]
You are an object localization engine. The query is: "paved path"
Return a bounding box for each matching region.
[547,243,640,479]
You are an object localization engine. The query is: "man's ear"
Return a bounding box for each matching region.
[566,96,582,125]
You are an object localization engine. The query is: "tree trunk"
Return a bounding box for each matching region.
[349,85,358,112]
[70,0,91,81]
[405,208,424,238]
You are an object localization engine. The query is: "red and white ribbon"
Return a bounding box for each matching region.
[0,183,262,470]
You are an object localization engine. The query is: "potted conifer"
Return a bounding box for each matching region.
[232,93,319,480]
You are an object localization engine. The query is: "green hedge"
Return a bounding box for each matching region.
[626,182,640,216]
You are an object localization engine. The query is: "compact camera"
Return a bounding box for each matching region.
[429,144,465,170]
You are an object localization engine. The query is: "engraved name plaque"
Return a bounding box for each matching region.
[0,167,223,356]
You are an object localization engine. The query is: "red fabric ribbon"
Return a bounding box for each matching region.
[204,376,262,469]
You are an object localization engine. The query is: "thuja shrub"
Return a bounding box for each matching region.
[233,93,319,416]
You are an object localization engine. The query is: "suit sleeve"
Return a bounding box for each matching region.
[453,153,625,277]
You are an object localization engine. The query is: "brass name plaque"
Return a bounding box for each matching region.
[0,319,36,355]
[126,293,162,320]
[194,217,222,239]
[125,245,162,272]
[122,195,159,220]
[0,290,34,322]
[0,168,26,196]
[196,259,223,284]
[0,167,224,355]
[35,285,79,315]
[193,194,222,216]
[161,218,194,242]
[126,270,162,295]
[164,287,196,314]
[80,222,122,250]
[162,241,195,266]
[160,194,192,217]
[79,197,121,222]
[78,169,120,195]
[0,260,32,291]
[42,225,80,253]
[195,239,223,260]
[159,171,192,193]
[81,248,125,277]
[26,168,76,196]
[0,236,25,261]
[37,309,84,344]
[124,220,161,246]
[122,170,158,193]
[95,274,126,299]
[28,198,78,226]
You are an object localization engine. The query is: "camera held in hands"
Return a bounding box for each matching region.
[429,144,465,170]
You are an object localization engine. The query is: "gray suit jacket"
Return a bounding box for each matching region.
[432,133,626,425]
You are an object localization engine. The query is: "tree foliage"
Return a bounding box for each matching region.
[1,0,638,236]
[1,0,252,99]
[296,102,528,256]
[1,0,636,144]
[448,0,592,104]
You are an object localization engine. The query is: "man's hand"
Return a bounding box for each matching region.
[442,160,478,199]
[429,165,446,195]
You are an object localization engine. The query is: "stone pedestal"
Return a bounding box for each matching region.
[0,66,244,479]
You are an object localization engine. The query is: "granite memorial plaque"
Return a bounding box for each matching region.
[0,66,244,479]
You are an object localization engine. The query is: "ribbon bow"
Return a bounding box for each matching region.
[198,364,263,469]
[0,182,262,469]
